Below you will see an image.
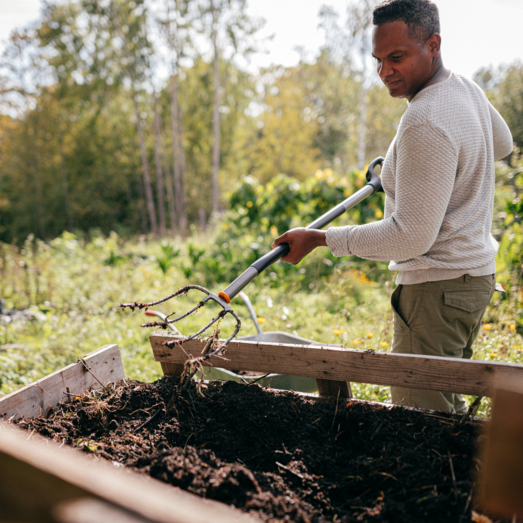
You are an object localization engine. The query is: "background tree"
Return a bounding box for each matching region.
[1,0,520,246]
[246,64,322,184]
[319,0,382,169]
[95,0,159,234]
[157,0,192,232]
[196,0,264,214]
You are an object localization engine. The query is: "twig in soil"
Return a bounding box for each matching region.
[448,452,458,502]
[423,413,454,424]
[184,433,194,452]
[134,403,165,432]
[276,461,304,480]
[463,486,474,515]
[377,471,397,481]
[248,373,271,385]
[371,422,383,440]
[78,359,105,387]
[460,395,484,423]
[331,387,341,430]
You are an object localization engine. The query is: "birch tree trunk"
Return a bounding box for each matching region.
[133,95,158,235]
[34,164,46,239]
[163,146,177,232]
[153,91,166,236]
[211,22,220,214]
[357,60,367,170]
[169,72,187,231]
[32,121,46,239]
[59,136,73,232]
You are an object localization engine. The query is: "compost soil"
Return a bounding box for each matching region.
[16,377,489,522]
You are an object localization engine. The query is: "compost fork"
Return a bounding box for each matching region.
[120,157,384,382]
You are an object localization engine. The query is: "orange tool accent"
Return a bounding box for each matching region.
[218,292,231,303]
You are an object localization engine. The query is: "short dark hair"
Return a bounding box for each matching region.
[372,0,440,42]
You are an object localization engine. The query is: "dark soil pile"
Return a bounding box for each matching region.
[16,377,486,522]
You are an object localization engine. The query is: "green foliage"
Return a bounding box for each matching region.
[492,151,523,327]
[154,165,389,293]
[475,62,523,150]
[154,243,181,274]
[494,63,523,150]
[0,231,521,420]
[177,56,257,215]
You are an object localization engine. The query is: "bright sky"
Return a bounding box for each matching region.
[1,0,522,80]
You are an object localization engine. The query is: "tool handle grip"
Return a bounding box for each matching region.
[366,157,384,193]
[251,243,290,273]
[221,157,384,301]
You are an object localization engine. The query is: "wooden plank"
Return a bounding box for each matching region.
[0,344,125,421]
[478,379,523,519]
[149,332,523,397]
[0,423,258,523]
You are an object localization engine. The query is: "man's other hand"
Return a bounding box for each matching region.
[271,228,327,265]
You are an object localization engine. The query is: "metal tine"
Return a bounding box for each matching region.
[169,296,209,323]
[120,284,211,310]
[183,311,225,341]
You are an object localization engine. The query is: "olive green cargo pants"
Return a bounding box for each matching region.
[390,273,496,413]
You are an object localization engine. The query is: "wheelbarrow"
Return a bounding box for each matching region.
[145,290,348,396]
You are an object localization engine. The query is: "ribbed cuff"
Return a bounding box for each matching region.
[325,226,353,257]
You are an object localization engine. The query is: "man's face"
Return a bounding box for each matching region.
[372,20,438,100]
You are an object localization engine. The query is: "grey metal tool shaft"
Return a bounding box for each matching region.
[221,157,384,301]
[307,184,375,230]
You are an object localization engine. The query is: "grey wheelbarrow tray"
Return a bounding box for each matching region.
[145,290,345,396]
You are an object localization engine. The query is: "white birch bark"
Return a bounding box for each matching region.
[133,96,158,235]
[153,91,166,236]
[212,17,221,214]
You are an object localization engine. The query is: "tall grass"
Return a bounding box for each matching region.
[1,230,521,417]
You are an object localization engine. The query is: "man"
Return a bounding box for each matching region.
[271,0,513,413]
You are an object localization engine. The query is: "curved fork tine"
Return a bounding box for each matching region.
[120,285,211,310]
[169,297,209,323]
[182,312,224,341]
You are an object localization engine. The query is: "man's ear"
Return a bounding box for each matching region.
[427,33,442,57]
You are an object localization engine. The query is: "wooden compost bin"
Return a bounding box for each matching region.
[2,335,523,522]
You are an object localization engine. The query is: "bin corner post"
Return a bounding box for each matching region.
[316,379,353,399]
[160,362,185,376]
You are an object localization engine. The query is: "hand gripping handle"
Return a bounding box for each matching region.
[220,157,384,301]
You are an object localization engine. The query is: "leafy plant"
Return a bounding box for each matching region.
[155,244,181,275]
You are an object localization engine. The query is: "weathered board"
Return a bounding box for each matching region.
[0,423,258,523]
[149,332,523,397]
[0,344,125,421]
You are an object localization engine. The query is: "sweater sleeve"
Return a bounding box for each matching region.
[325,123,458,262]
[489,103,513,161]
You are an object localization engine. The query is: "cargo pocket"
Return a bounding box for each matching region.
[391,285,414,355]
[443,291,493,312]
[391,285,408,332]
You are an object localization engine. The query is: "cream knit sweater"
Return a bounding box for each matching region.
[325,73,513,284]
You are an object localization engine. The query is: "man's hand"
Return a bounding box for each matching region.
[272,228,327,265]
